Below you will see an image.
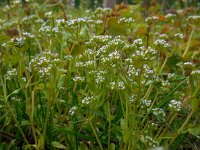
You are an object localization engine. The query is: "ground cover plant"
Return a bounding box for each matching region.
[0,0,200,149]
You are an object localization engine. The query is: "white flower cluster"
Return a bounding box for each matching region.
[108,51,120,60]
[191,70,200,76]
[39,25,52,35]
[143,64,154,77]
[133,38,143,46]
[84,49,95,55]
[11,96,20,102]
[167,73,175,80]
[131,46,151,58]
[125,58,132,64]
[127,65,140,77]
[73,76,85,82]
[97,45,109,56]
[108,37,125,47]
[94,7,112,16]
[95,70,107,84]
[75,61,95,68]
[88,35,112,45]
[56,19,65,26]
[183,62,194,67]
[13,0,21,5]
[129,94,136,103]
[64,55,73,61]
[68,106,77,116]
[11,1,22,8]
[161,80,170,87]
[110,81,125,90]
[145,16,159,24]
[29,51,60,77]
[154,39,170,48]
[141,99,152,108]
[174,33,184,39]
[22,15,37,23]
[23,32,34,38]
[66,17,88,26]
[5,68,17,80]
[187,15,200,20]
[148,122,158,130]
[1,42,7,47]
[159,34,168,39]
[187,15,200,22]
[44,11,53,18]
[85,60,95,67]
[165,13,176,19]
[75,62,84,68]
[11,37,25,47]
[66,17,102,28]
[52,26,60,33]
[146,47,157,55]
[132,47,157,59]
[118,17,135,24]
[169,100,182,112]
[81,96,95,105]
[152,108,166,121]
[142,135,159,148]
[35,19,44,24]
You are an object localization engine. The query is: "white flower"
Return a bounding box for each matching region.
[118,81,125,90]
[68,106,77,116]
[154,39,170,48]
[165,13,176,19]
[174,33,184,39]
[81,96,95,105]
[45,11,53,18]
[5,68,17,80]
[73,76,85,82]
[118,17,135,24]
[141,99,152,108]
[129,94,136,103]
[108,51,120,60]
[133,38,143,45]
[145,16,159,23]
[169,100,182,112]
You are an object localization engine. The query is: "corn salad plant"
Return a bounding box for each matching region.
[0,1,200,150]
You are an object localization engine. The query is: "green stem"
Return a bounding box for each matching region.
[31,91,37,146]
[141,93,158,125]
[107,101,111,150]
[169,109,194,145]
[1,78,29,145]
[143,56,168,100]
[182,27,194,58]
[88,119,103,150]
[159,112,177,137]
[157,56,168,75]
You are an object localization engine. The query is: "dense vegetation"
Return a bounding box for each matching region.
[0,0,200,149]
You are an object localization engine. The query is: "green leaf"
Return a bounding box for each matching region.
[78,142,88,150]
[110,143,116,150]
[51,141,66,149]
[37,135,45,150]
[21,120,30,126]
[123,130,131,144]
[107,18,128,36]
[190,97,200,111]
[7,88,21,98]
[187,125,200,136]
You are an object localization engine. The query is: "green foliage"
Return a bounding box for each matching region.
[0,1,200,150]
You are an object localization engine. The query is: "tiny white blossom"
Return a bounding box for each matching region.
[169,100,182,112]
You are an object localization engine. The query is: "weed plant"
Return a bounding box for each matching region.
[0,1,200,150]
